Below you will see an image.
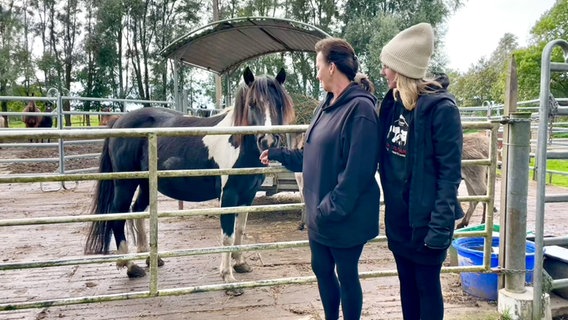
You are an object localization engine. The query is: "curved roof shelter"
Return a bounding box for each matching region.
[160,17,331,75]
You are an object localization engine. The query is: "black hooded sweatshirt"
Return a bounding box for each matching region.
[378,75,464,265]
[268,83,381,248]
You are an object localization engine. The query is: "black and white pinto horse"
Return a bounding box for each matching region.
[84,67,295,294]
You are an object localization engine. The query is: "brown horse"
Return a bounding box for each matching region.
[456,132,496,229]
[99,107,120,126]
[22,100,41,128]
[22,100,54,142]
[22,101,42,142]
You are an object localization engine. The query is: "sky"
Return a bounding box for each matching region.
[444,0,557,72]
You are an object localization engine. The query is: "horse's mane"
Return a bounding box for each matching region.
[232,83,250,127]
[232,76,295,127]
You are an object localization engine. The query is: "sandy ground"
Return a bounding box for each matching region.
[1,145,568,320]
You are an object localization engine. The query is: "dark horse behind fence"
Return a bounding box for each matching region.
[84,67,295,295]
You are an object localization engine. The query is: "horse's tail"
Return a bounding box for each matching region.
[84,135,115,254]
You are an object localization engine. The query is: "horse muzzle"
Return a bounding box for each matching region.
[257,133,281,151]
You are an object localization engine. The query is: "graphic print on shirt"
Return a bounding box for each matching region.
[385,114,409,157]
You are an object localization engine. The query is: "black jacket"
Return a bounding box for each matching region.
[378,78,464,263]
[269,83,381,248]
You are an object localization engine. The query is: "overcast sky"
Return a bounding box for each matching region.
[444,0,557,72]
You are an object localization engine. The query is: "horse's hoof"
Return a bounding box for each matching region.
[127,264,146,278]
[145,256,165,267]
[233,263,252,273]
[297,222,305,230]
[225,287,244,296]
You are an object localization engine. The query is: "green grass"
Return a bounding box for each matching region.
[7,116,102,128]
[529,159,568,188]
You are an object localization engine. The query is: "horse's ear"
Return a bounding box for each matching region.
[243,67,254,87]
[276,67,286,84]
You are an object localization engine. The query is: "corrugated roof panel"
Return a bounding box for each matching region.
[160,17,330,75]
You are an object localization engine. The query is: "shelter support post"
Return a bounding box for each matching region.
[174,60,184,113]
[498,113,550,320]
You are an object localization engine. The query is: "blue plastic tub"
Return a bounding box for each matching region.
[452,237,535,301]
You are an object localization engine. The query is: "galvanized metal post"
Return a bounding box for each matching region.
[504,112,531,293]
[534,39,568,319]
[56,93,65,175]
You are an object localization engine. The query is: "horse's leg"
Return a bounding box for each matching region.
[111,180,146,278]
[131,181,165,268]
[457,165,488,229]
[456,168,478,229]
[232,212,252,273]
[218,189,245,296]
[131,182,150,253]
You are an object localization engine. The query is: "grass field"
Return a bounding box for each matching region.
[6,116,102,128]
[530,158,568,188]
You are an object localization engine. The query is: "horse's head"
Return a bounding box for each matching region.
[23,101,40,128]
[233,67,295,152]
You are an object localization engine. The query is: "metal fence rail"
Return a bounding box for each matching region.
[0,122,497,311]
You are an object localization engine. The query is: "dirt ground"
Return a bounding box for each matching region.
[1,143,567,320]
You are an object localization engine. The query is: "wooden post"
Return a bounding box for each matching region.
[498,55,518,289]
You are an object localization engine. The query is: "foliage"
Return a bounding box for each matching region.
[1,0,564,121]
[340,0,464,97]
[519,0,568,100]
[289,92,319,125]
[449,33,518,106]
[450,0,568,107]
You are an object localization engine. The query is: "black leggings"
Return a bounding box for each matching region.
[393,254,444,320]
[309,239,365,320]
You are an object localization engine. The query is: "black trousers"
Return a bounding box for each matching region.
[309,239,365,320]
[393,254,444,320]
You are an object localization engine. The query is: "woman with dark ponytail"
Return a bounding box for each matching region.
[260,37,381,320]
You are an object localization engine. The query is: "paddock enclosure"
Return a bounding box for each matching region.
[0,146,511,320]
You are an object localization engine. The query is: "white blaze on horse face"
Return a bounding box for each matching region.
[202,109,240,189]
[263,99,272,127]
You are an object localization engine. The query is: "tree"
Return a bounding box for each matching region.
[0,1,26,125]
[517,0,568,100]
[340,0,464,97]
[449,33,519,106]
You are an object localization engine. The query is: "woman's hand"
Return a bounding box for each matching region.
[259,150,270,165]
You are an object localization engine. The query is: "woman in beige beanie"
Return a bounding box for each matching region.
[376,23,464,320]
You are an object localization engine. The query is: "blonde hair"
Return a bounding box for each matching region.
[393,73,442,111]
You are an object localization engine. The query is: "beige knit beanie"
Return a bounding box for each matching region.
[380,22,434,79]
